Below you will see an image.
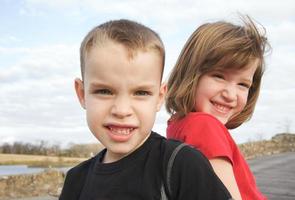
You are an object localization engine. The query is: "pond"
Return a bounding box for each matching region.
[0,165,70,176]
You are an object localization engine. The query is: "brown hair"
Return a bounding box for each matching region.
[166,15,270,129]
[80,19,165,80]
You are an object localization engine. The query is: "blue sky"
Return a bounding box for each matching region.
[1,0,295,146]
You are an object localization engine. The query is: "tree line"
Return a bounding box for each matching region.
[0,141,104,158]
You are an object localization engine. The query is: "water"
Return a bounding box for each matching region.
[0,165,70,176]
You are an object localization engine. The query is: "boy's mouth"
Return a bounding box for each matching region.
[108,126,135,135]
[104,124,137,142]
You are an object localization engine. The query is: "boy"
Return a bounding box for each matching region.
[59,19,231,200]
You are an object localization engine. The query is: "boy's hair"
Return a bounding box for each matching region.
[166,15,270,129]
[80,19,165,80]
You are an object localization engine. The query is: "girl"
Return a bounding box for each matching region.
[166,16,270,200]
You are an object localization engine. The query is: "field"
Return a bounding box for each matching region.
[0,153,87,167]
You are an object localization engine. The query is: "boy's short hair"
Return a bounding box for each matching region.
[80,19,165,80]
[166,15,270,129]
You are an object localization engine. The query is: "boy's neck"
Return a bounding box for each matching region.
[102,132,152,163]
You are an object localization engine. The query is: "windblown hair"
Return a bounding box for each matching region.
[80,19,165,80]
[166,15,270,129]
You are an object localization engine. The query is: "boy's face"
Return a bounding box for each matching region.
[194,59,258,125]
[75,42,166,163]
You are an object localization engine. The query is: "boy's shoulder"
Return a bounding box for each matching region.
[60,149,114,199]
[66,148,107,178]
[64,153,102,186]
[150,131,208,166]
[59,155,99,200]
[67,155,96,176]
[155,132,231,199]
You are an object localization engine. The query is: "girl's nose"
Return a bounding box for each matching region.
[221,84,237,102]
[111,96,133,118]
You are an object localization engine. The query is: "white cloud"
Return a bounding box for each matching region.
[0,36,22,45]
[21,0,295,21]
[0,44,79,82]
[0,44,85,145]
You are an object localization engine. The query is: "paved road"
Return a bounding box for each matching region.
[248,152,295,200]
[13,152,295,200]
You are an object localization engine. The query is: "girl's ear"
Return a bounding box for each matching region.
[156,83,167,111]
[74,78,86,109]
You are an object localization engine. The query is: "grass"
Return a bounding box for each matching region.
[0,153,87,167]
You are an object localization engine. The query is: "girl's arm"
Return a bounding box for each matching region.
[209,157,242,200]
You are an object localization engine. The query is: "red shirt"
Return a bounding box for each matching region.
[167,112,267,200]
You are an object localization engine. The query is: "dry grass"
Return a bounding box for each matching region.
[0,153,87,167]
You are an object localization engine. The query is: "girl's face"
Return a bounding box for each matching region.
[194,59,259,125]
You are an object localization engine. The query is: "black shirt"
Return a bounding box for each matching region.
[59,132,231,200]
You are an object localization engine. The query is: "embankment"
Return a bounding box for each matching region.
[0,169,64,200]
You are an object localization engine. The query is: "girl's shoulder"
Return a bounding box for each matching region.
[186,112,224,126]
[182,112,229,137]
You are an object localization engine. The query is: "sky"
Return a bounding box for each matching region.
[0,0,295,146]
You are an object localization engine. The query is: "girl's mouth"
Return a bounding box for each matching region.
[211,101,232,114]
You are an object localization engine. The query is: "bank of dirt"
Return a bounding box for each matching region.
[0,169,63,200]
[1,133,294,200]
[239,133,295,159]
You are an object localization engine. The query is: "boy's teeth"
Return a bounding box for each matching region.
[109,127,133,135]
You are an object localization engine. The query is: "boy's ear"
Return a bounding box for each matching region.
[74,78,86,109]
[156,83,167,111]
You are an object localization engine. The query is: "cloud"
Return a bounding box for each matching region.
[0,44,87,144]
[21,0,295,21]
[0,36,22,45]
[268,21,295,47]
[0,44,79,82]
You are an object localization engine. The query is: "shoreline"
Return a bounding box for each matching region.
[0,153,87,167]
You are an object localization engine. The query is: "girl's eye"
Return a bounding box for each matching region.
[135,90,151,96]
[94,89,112,95]
[239,83,251,89]
[212,73,224,79]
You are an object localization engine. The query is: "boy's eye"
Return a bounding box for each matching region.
[94,89,112,95]
[135,90,151,96]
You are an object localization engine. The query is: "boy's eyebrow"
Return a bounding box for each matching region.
[135,83,159,89]
[88,81,159,89]
[88,82,109,88]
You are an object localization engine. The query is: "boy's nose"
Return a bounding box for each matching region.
[111,96,133,118]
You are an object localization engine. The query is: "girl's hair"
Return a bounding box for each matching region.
[166,15,270,129]
[80,19,165,80]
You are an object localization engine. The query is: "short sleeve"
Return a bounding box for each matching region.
[170,145,232,199]
[182,113,234,164]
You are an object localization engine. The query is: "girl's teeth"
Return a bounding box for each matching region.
[213,103,230,112]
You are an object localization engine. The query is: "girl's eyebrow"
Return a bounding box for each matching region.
[240,77,253,85]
